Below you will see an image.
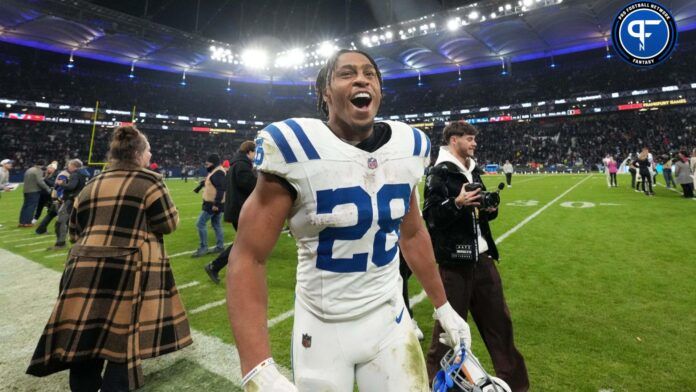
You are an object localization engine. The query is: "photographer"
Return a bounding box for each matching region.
[423,121,529,391]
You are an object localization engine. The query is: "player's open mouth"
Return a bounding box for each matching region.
[350,92,372,110]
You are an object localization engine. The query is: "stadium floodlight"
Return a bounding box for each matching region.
[447,18,460,31]
[505,4,512,10]
[242,48,268,69]
[385,31,393,39]
[523,0,533,7]
[361,36,370,46]
[468,11,479,20]
[276,48,305,68]
[491,12,497,18]
[371,35,379,43]
[318,41,337,58]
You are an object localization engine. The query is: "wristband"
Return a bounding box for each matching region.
[241,357,275,387]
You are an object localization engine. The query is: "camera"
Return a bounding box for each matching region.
[464,182,505,209]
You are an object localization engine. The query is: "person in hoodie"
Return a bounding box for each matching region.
[48,159,90,250]
[203,141,256,284]
[423,121,529,391]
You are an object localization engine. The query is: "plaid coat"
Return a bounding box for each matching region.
[26,163,192,390]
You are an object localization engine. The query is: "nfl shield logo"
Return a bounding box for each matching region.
[367,157,378,169]
[302,333,312,348]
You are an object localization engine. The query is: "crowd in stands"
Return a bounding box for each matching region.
[3,107,694,175]
[0,121,246,173]
[468,108,696,169]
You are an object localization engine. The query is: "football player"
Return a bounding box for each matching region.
[226,49,471,391]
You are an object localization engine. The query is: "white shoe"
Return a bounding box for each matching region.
[412,319,424,341]
[31,218,38,224]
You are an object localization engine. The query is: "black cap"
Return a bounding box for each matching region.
[206,154,220,167]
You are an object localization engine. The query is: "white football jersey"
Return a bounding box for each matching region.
[254,118,430,320]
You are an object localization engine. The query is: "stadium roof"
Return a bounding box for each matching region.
[1,0,695,84]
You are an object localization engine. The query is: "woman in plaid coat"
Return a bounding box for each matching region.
[27,126,192,391]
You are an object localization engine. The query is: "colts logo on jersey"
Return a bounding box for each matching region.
[367,157,378,170]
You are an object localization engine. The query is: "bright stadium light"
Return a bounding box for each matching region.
[523,0,533,6]
[505,4,512,10]
[371,35,379,43]
[385,31,393,39]
[318,41,337,58]
[447,18,460,31]
[276,48,305,68]
[242,48,268,69]
[468,11,479,20]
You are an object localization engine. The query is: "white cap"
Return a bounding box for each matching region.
[1,159,13,165]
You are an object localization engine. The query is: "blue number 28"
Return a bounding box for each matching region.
[315,184,411,273]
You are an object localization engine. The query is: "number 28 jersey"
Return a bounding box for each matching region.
[254,118,431,321]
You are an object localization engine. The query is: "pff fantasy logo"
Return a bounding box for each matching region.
[612,2,677,67]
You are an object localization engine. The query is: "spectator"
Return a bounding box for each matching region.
[662,156,677,189]
[35,167,70,235]
[48,159,89,250]
[204,141,256,284]
[26,126,191,391]
[633,148,654,196]
[608,155,618,187]
[675,151,694,198]
[192,154,226,257]
[34,161,58,223]
[19,160,50,227]
[1,159,12,192]
[503,160,514,188]
[423,121,529,390]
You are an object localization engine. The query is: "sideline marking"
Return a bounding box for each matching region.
[14,239,55,248]
[190,299,226,315]
[496,175,593,244]
[178,280,201,290]
[169,242,233,258]
[0,248,291,389]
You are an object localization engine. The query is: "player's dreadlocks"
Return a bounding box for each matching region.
[315,49,383,117]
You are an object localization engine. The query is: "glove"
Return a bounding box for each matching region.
[242,358,297,392]
[434,302,471,352]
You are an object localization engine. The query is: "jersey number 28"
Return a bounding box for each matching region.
[316,184,411,273]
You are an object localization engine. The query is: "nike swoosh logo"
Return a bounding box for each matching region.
[395,307,405,324]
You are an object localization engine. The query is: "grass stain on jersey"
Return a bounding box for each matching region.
[404,336,429,390]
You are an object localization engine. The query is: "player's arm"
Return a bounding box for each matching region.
[399,187,472,350]
[226,172,294,384]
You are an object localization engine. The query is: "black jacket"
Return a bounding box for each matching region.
[423,161,499,265]
[223,152,257,227]
[62,169,90,201]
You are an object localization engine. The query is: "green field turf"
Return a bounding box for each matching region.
[1,173,694,391]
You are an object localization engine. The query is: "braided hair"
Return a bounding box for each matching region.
[315,49,383,117]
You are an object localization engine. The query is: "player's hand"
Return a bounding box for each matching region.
[455,186,481,208]
[434,302,471,352]
[242,358,297,392]
[212,205,219,212]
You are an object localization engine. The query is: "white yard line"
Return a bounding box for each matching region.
[655,182,689,196]
[190,299,227,315]
[5,236,50,244]
[170,242,233,258]
[14,239,55,248]
[44,252,68,258]
[495,175,593,244]
[178,280,201,290]
[0,248,291,389]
